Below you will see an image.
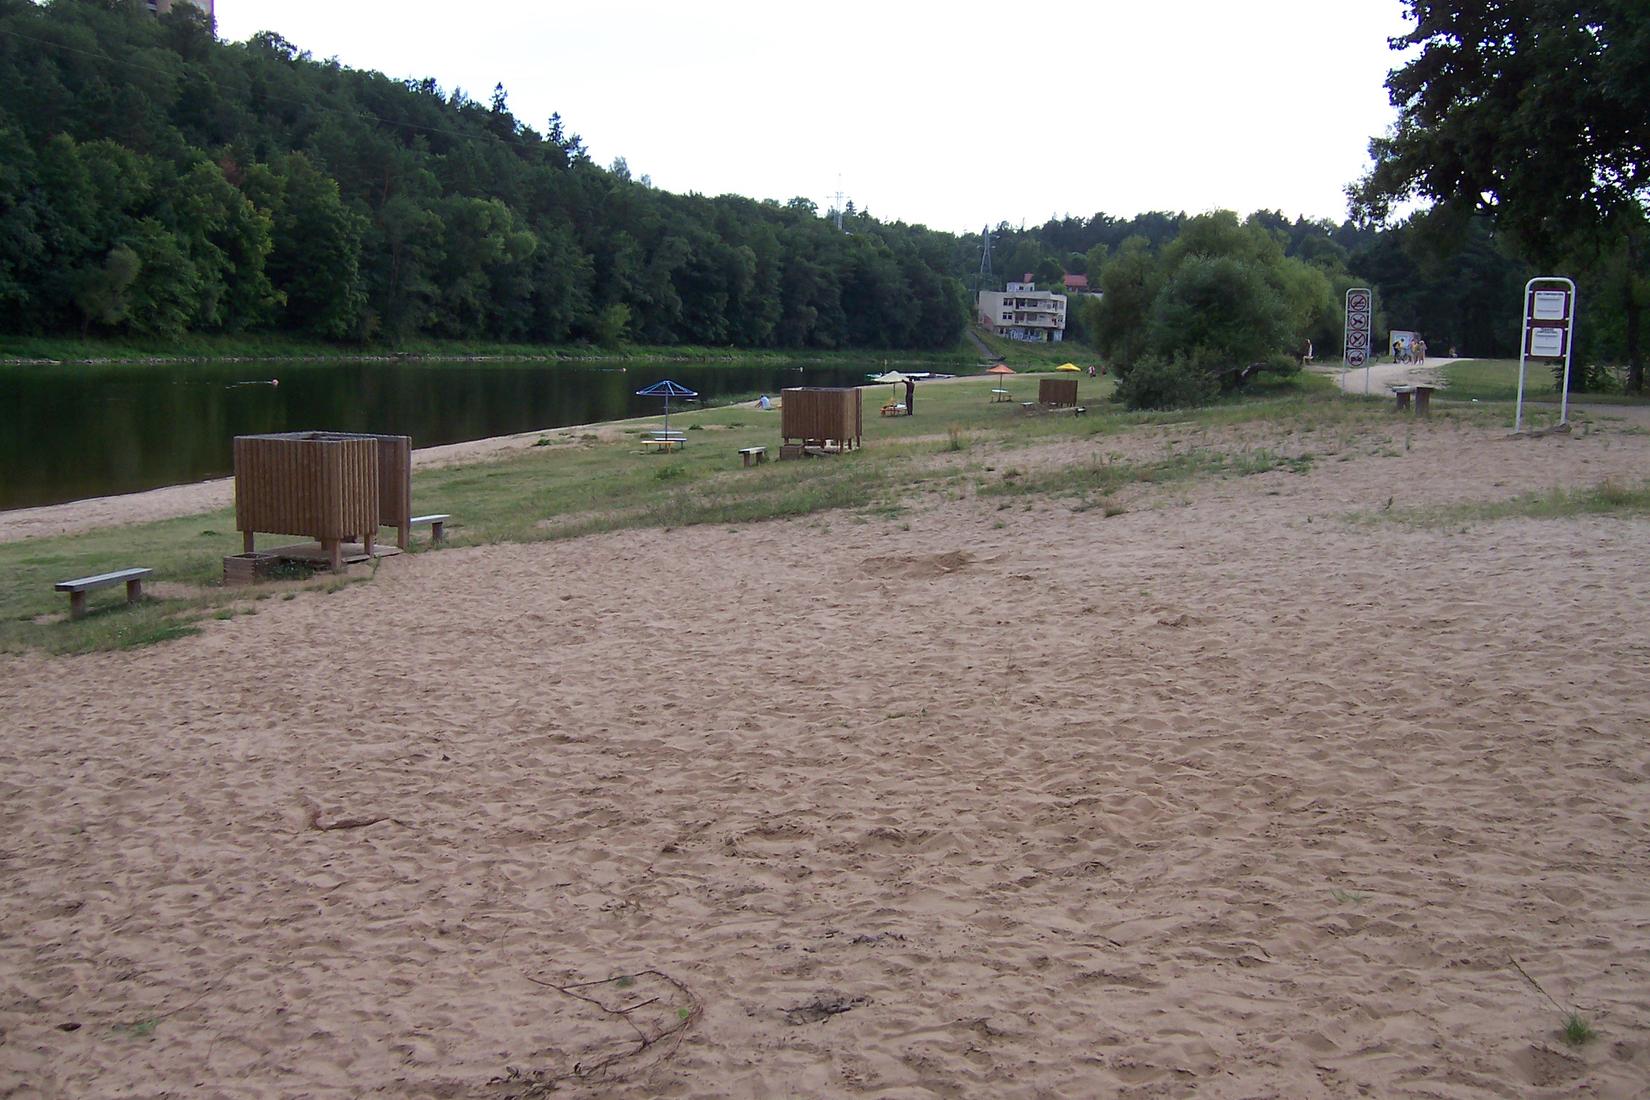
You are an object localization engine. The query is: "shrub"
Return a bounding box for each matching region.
[1114,350,1220,410]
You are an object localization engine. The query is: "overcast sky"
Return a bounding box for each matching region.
[213,0,1415,235]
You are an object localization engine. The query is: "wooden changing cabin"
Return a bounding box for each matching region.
[233,431,413,571]
[779,388,863,459]
[1039,378,1079,407]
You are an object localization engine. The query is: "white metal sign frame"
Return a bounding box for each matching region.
[1515,276,1576,432]
[1344,287,1372,394]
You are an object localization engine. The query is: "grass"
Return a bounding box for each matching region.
[1441,358,1650,406]
[0,331,988,369]
[1561,1012,1596,1047]
[1370,478,1650,529]
[0,366,1500,654]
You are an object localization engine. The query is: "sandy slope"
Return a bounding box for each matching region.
[2,408,1649,1098]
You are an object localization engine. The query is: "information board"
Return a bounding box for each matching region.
[1516,277,1576,432]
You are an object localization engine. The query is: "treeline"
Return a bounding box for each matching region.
[986,210,1538,361]
[989,206,1638,380]
[0,0,968,349]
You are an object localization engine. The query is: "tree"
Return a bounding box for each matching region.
[1089,237,1156,373]
[1351,0,1650,391]
[1149,255,1290,373]
[73,244,140,334]
[246,153,367,339]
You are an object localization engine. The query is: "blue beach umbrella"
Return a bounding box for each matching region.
[635,379,699,434]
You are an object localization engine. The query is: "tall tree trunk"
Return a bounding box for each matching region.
[1626,231,1644,395]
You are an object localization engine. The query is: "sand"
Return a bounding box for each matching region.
[3,403,1649,1098]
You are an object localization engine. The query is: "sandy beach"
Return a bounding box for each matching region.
[2,401,1649,1097]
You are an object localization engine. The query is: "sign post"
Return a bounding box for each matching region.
[1515,277,1577,432]
[1344,287,1372,395]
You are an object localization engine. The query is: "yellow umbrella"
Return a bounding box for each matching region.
[1056,362,1082,372]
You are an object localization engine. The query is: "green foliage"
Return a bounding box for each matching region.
[593,302,631,347]
[1149,255,1289,368]
[1351,0,1648,392]
[1562,1013,1596,1047]
[1113,350,1221,411]
[0,0,967,351]
[1090,237,1155,372]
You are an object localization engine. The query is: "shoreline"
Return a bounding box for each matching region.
[0,373,998,544]
[0,405,744,544]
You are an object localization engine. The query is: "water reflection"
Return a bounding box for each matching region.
[0,359,871,509]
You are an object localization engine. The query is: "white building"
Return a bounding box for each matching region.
[977,276,1066,343]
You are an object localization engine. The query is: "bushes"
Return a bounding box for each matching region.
[1114,347,1303,410]
[1114,350,1220,410]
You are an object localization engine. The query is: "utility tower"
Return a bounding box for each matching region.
[976,226,994,293]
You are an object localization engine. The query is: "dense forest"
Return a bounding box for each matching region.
[0,0,971,349]
[0,0,1639,383]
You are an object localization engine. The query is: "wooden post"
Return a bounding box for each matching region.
[69,591,87,620]
[125,576,144,604]
[243,530,255,553]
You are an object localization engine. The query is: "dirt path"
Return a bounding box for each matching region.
[1326,356,1457,395]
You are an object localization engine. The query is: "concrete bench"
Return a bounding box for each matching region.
[55,567,151,620]
[409,513,450,544]
[738,446,768,467]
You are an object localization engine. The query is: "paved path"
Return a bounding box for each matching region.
[1323,357,1458,396]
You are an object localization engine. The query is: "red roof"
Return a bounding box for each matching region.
[1063,274,1089,289]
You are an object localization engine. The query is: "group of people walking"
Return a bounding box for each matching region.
[1392,335,1428,365]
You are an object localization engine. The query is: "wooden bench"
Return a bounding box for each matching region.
[738,446,768,467]
[1413,384,1435,416]
[409,513,450,545]
[1392,385,1436,416]
[641,437,683,453]
[55,567,151,620]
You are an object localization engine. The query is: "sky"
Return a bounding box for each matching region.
[213,0,1417,235]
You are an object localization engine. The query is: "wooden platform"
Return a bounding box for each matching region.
[266,542,402,567]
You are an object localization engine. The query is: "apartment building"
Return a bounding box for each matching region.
[977,276,1067,343]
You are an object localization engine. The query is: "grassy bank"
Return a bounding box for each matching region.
[0,332,992,370]
[1,367,1374,656]
[1441,358,1650,405]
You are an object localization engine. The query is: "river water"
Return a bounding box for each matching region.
[0,358,879,510]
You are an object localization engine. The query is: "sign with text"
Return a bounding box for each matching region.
[1344,288,1372,371]
[1531,290,1571,322]
[1528,326,1567,358]
[1516,276,1576,432]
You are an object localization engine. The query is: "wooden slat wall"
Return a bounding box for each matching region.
[371,435,412,529]
[234,433,379,540]
[1039,378,1079,407]
[780,388,862,449]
